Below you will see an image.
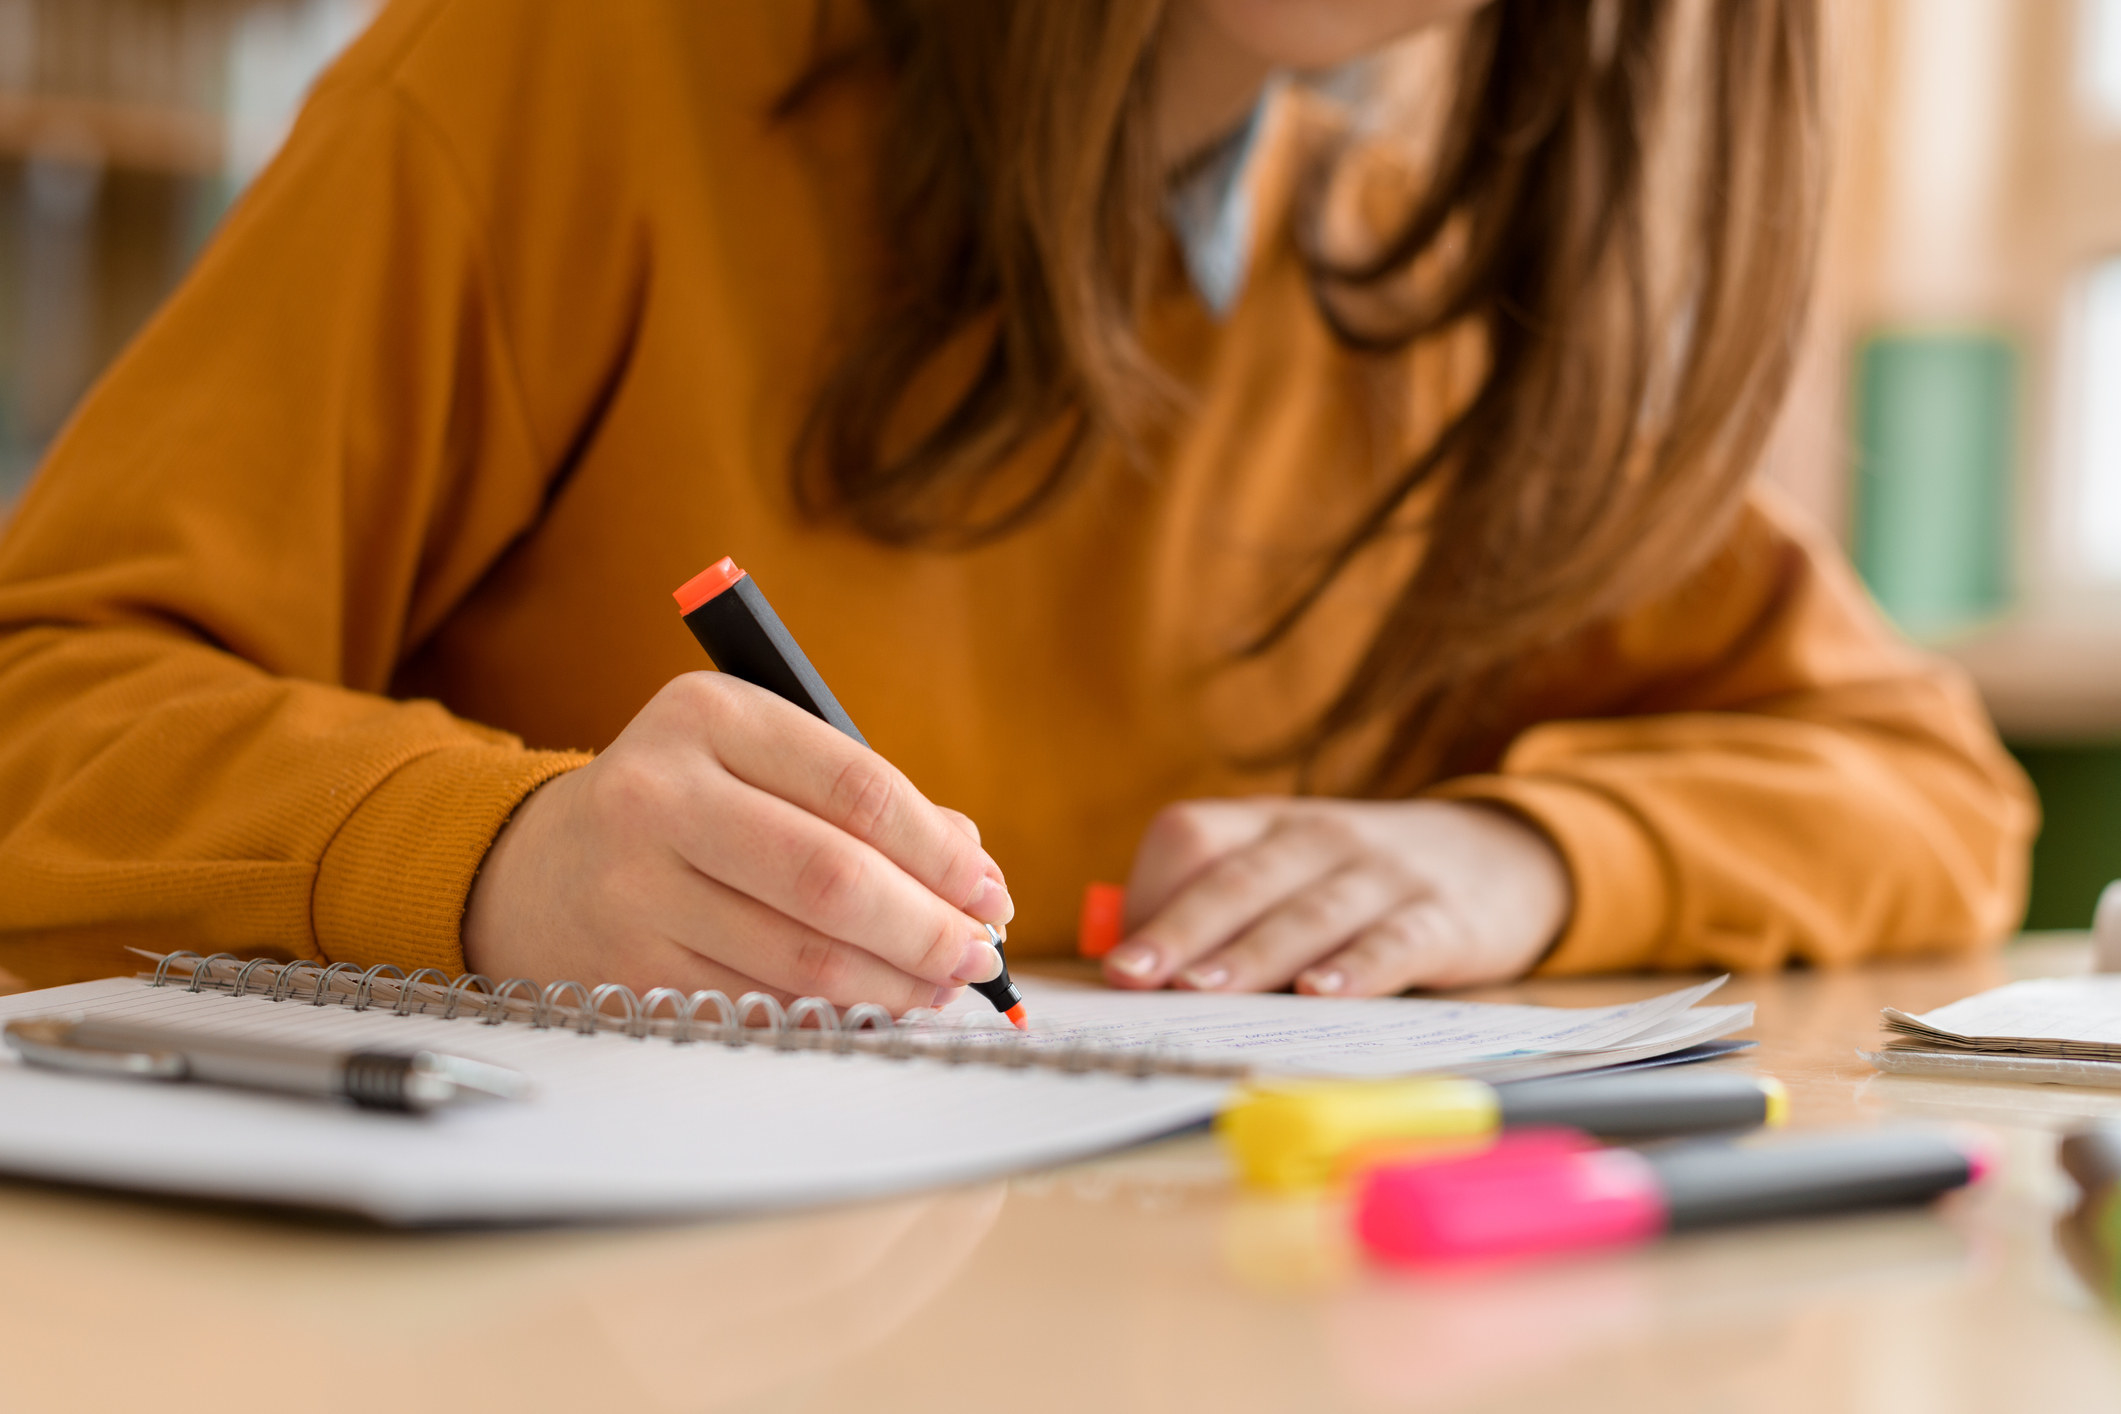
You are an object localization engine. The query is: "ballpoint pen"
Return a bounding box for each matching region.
[675,556,1028,1028]
[4,1015,529,1112]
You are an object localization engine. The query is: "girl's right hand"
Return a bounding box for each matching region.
[461,671,1014,1013]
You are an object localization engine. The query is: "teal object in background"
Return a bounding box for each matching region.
[1853,333,2017,636]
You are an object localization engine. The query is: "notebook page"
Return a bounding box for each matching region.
[933,975,1749,1079]
[1462,1004,1757,1083]
[0,978,1226,1224]
[1886,976,2121,1046]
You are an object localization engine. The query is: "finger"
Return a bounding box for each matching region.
[589,939,788,1010]
[1175,863,1413,993]
[662,859,961,1014]
[537,894,814,1012]
[678,674,1013,925]
[505,898,781,1001]
[669,773,1004,990]
[1103,816,1362,989]
[1123,800,1279,922]
[938,808,981,847]
[1295,899,1481,998]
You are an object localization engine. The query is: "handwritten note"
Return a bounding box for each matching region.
[939,977,1752,1082]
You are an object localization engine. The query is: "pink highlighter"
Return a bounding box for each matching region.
[1356,1128,1990,1266]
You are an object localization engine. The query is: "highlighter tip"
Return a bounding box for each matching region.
[1005,1004,1029,1031]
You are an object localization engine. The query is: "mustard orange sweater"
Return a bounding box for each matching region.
[0,0,2035,989]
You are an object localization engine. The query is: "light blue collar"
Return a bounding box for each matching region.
[1164,80,1280,320]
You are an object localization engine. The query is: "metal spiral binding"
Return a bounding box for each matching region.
[139,951,1249,1080]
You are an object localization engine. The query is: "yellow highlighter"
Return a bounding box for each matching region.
[1219,1070,1788,1192]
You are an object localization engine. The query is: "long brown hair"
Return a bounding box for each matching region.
[788,0,1822,792]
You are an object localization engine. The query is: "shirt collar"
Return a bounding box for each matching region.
[1164,78,1282,320]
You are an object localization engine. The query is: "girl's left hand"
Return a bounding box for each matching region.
[1100,798,1572,996]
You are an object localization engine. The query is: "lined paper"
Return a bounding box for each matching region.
[1882,976,2121,1061]
[941,977,1751,1082]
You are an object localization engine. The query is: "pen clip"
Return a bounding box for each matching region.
[4,1016,187,1080]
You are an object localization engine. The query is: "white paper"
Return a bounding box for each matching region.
[0,971,1753,1223]
[1891,979,2121,1055]
[1863,1047,2121,1089]
[0,978,1226,1224]
[938,975,1751,1082]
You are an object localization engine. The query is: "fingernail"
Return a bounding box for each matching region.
[965,875,1016,926]
[1301,969,1346,995]
[1180,964,1230,991]
[1107,944,1158,980]
[952,937,1002,984]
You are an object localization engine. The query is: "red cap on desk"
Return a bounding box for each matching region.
[1079,882,1126,958]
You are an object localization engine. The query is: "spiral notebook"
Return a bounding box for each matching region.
[0,953,1750,1224]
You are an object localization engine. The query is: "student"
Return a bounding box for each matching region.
[0,0,2033,1010]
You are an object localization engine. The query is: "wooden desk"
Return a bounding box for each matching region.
[5,939,2121,1413]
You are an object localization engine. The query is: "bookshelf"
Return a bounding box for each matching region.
[0,0,373,503]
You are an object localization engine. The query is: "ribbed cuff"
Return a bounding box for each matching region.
[1426,774,1672,976]
[312,742,590,975]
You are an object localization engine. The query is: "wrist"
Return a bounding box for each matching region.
[1443,799,1573,953]
[315,742,589,978]
[462,766,579,979]
[1425,774,1670,976]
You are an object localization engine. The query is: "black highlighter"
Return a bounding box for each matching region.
[674,557,1027,1027]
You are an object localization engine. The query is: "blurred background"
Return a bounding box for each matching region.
[0,0,371,492]
[0,0,2115,932]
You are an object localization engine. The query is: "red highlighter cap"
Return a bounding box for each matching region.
[1355,1131,1666,1266]
[674,557,748,615]
[1078,882,1126,959]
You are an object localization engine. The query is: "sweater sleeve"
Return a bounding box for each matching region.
[0,73,599,987]
[1429,489,2038,975]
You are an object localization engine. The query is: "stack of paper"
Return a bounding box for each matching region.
[1873,977,2121,1087]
